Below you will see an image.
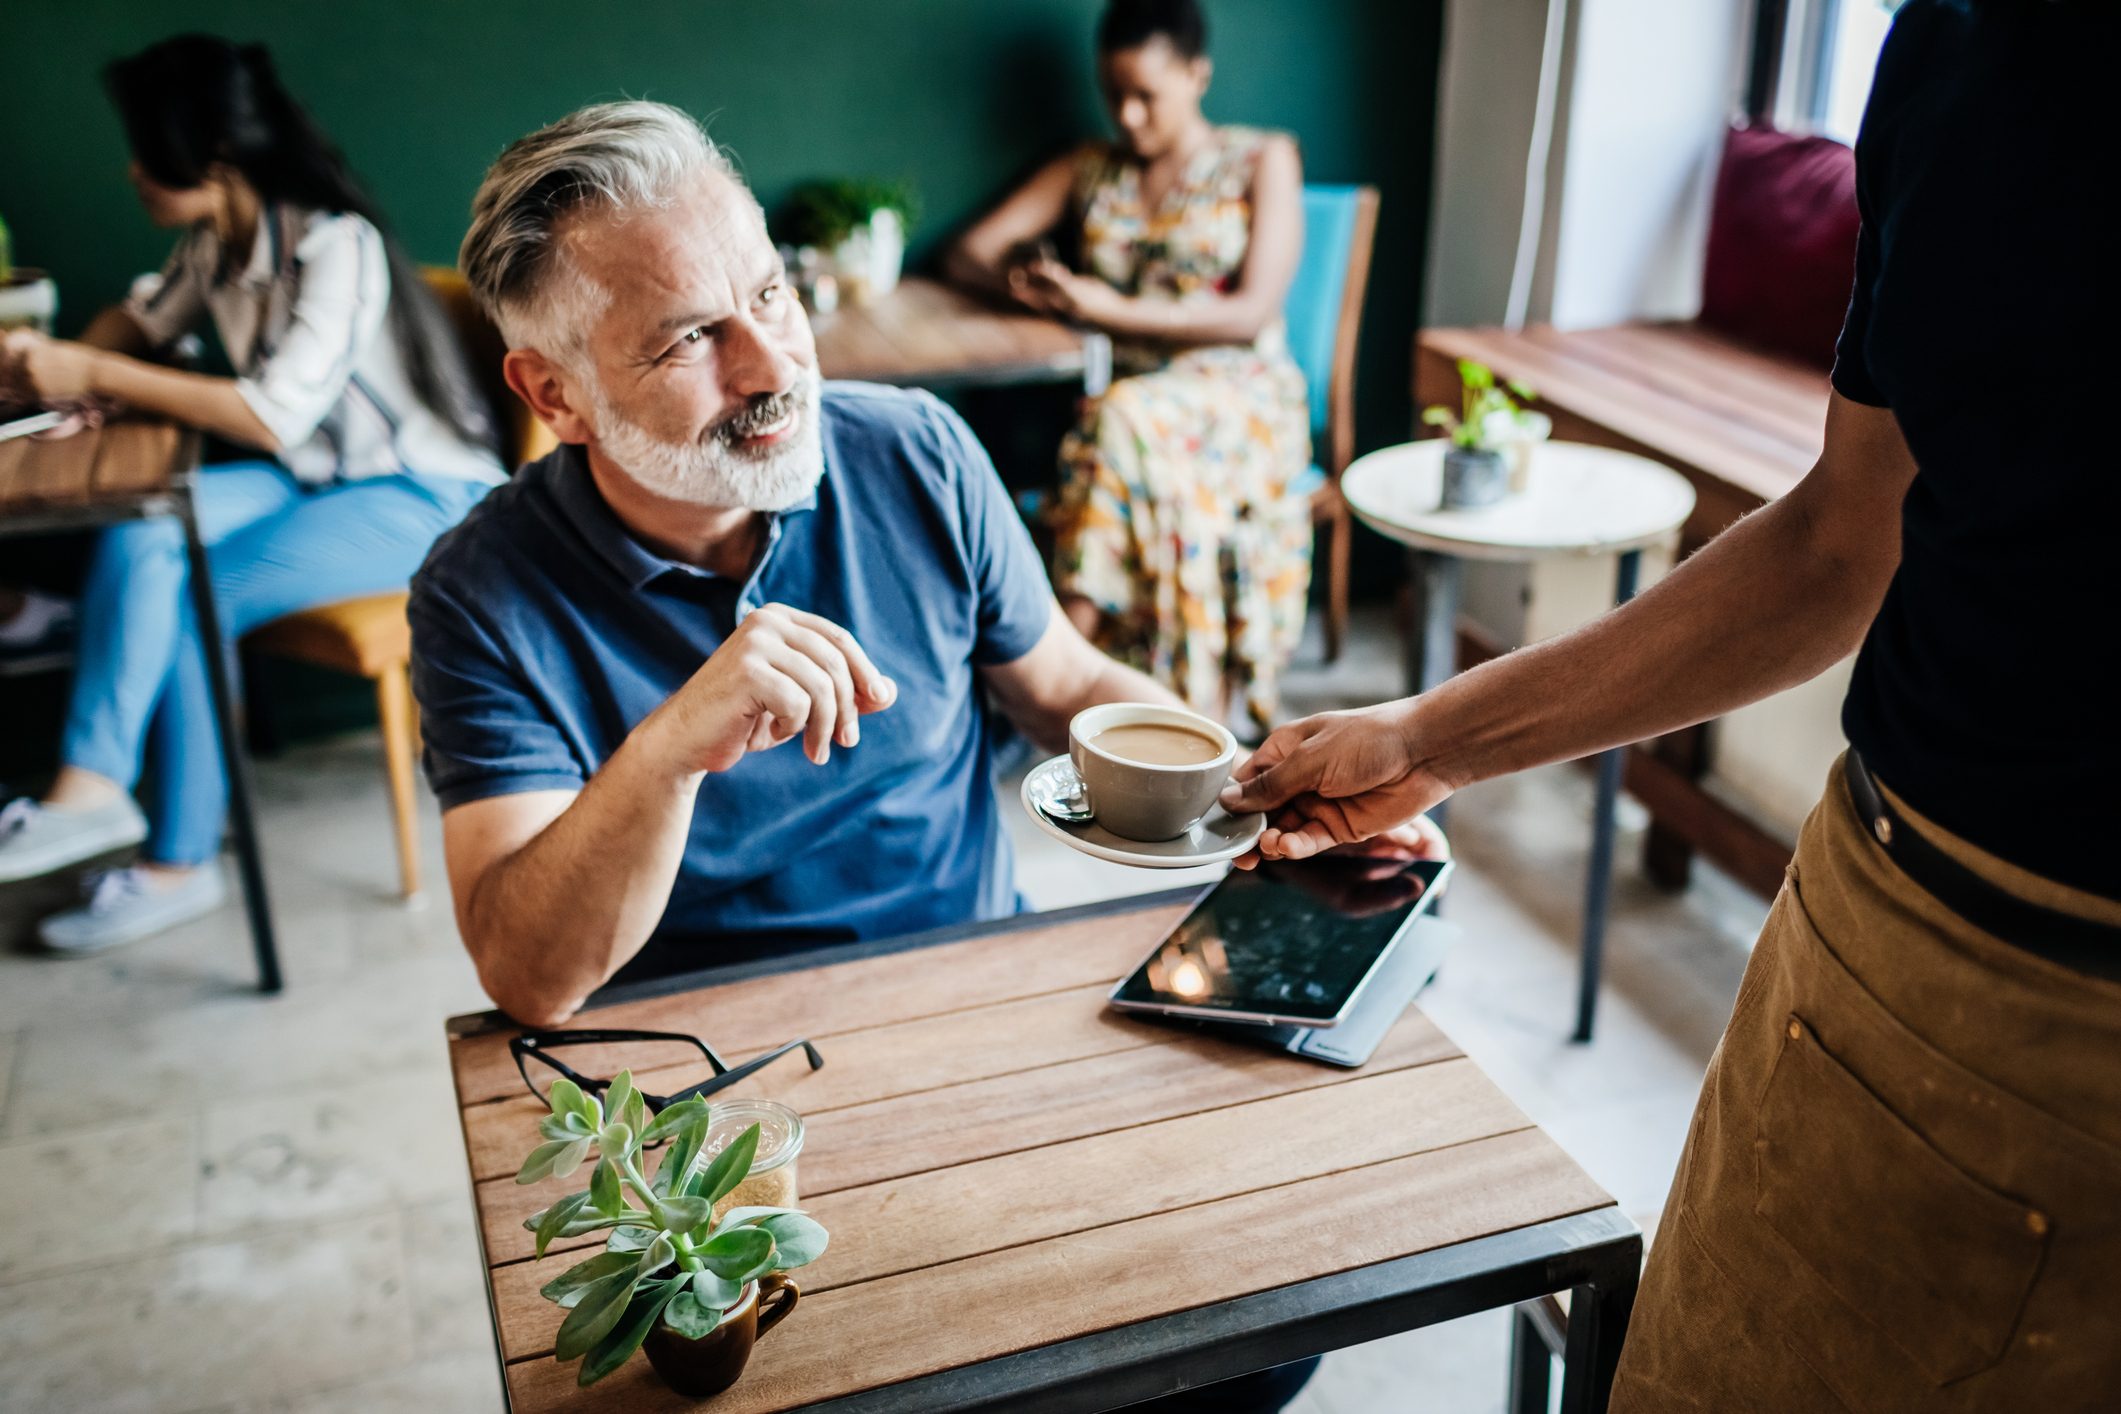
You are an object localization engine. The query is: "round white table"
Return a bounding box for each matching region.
[1342,440,1697,1041]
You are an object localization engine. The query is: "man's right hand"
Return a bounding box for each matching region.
[647,603,896,774]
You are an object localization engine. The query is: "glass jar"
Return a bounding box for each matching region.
[702,1098,804,1222]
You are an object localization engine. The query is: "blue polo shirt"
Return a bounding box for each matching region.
[408,382,1052,970]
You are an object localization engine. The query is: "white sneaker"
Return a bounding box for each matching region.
[37,866,227,954]
[0,796,149,883]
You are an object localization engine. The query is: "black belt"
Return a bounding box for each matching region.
[1844,752,2121,980]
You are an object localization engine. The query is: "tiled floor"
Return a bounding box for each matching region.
[0,608,1765,1412]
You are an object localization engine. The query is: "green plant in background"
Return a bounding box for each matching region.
[1421,358,1539,451]
[780,178,920,250]
[517,1072,829,1388]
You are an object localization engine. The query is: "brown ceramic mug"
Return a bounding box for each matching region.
[641,1274,800,1398]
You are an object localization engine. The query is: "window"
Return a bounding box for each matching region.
[1811,0,1898,143]
[1748,0,1902,144]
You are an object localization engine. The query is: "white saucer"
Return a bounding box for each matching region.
[1018,755,1265,869]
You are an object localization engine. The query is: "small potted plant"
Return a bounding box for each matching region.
[517,1072,829,1394]
[781,179,919,305]
[1421,358,1547,508]
[0,212,59,333]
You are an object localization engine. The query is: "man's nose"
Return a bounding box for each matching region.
[719,315,800,403]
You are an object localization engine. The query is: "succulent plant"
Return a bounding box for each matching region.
[1422,358,1542,452]
[517,1071,828,1387]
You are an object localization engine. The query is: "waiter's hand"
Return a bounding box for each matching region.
[1220,701,1455,861]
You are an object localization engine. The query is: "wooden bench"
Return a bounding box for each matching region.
[1415,322,1830,898]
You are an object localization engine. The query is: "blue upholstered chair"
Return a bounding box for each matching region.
[1285,184,1380,663]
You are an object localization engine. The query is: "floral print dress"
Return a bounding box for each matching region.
[1053,126,1313,728]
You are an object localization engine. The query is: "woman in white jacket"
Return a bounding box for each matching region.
[0,34,504,950]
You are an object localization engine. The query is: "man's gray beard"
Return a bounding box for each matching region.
[589,369,824,512]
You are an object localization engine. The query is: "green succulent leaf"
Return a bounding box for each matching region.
[554,1268,640,1362]
[638,1231,676,1278]
[641,1096,708,1145]
[695,1225,776,1282]
[603,1072,638,1136]
[688,1123,761,1207]
[541,1250,640,1308]
[624,1089,649,1145]
[651,1119,706,1198]
[758,1213,829,1269]
[1420,406,1455,427]
[548,1077,600,1128]
[590,1157,623,1218]
[597,1121,633,1156]
[527,1191,592,1258]
[577,1279,683,1388]
[605,1224,658,1253]
[651,1194,714,1233]
[516,1138,585,1186]
[691,1267,743,1309]
[557,1137,596,1182]
[556,1208,639,1239]
[538,1111,593,1142]
[711,1205,802,1235]
[660,1289,726,1341]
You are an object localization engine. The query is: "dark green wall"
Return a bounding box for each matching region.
[1,0,1440,455]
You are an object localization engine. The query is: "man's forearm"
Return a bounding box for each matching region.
[1412,473,1893,791]
[464,721,702,1025]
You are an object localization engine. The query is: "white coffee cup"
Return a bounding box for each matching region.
[1067,703,1238,841]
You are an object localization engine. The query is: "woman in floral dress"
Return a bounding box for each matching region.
[948,0,1310,729]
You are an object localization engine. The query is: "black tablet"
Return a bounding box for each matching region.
[1108,856,1451,1027]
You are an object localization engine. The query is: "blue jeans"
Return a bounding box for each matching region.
[61,460,490,866]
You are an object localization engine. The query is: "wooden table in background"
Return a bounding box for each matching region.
[447,889,1640,1413]
[811,277,1111,395]
[0,418,282,991]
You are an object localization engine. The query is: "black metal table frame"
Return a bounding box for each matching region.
[1407,547,1643,1043]
[0,430,282,992]
[454,887,1641,1414]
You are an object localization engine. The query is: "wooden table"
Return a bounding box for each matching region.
[0,419,282,990]
[446,890,1640,1413]
[811,277,1111,395]
[1342,441,1696,1044]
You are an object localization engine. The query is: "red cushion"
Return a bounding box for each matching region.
[1699,125,1859,371]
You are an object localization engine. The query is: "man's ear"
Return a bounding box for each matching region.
[503,348,594,446]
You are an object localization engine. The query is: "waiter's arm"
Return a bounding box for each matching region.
[1226,393,1919,854]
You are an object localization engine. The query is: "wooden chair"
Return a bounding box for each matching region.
[244,268,555,899]
[1284,185,1380,663]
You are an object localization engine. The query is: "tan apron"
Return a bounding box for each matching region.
[1610,756,2121,1412]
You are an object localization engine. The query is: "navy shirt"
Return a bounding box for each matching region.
[409,383,1053,970]
[1833,0,2118,895]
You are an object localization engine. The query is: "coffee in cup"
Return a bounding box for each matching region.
[1068,704,1238,841]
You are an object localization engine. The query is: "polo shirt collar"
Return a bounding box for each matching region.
[549,442,820,593]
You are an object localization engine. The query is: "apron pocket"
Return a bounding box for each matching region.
[1753,1014,2048,1385]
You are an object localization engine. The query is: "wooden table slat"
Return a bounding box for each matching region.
[503,1128,1610,1413]
[0,418,102,509]
[89,421,183,496]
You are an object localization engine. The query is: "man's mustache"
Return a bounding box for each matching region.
[715,387,806,444]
